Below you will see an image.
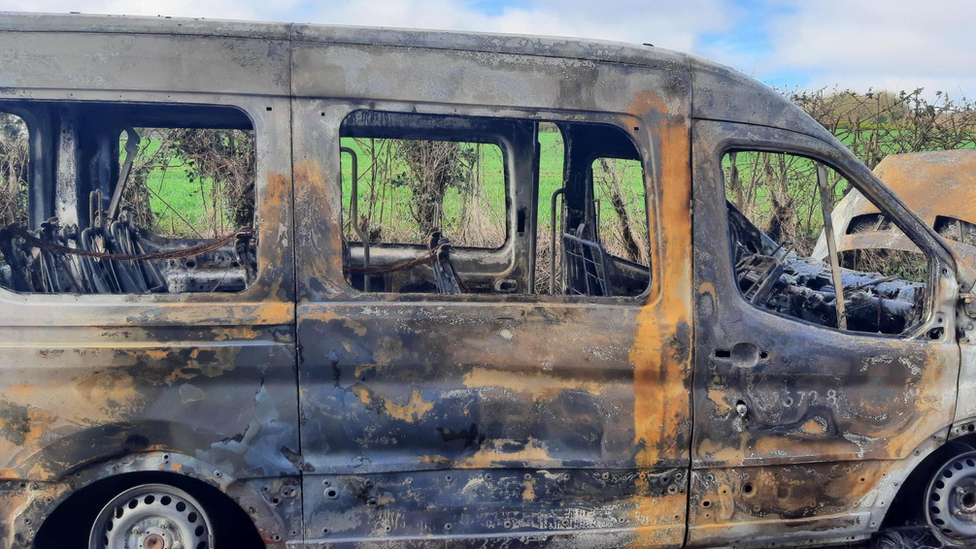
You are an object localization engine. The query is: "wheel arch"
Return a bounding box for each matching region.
[5,451,299,549]
[880,428,976,531]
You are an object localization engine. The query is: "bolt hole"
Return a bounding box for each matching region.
[964,493,976,509]
[326,489,338,499]
[743,483,754,494]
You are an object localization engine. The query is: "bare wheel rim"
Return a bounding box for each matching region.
[926,451,976,547]
[89,483,214,549]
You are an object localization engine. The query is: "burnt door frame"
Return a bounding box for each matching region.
[292,97,693,548]
[687,119,961,547]
[0,93,301,545]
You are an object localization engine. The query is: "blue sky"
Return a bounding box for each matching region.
[5,0,975,98]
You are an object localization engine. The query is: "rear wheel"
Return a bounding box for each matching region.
[926,451,976,547]
[88,484,214,549]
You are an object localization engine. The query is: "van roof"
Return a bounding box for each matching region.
[0,11,693,68]
[0,11,827,138]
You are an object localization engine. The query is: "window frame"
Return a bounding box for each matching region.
[338,133,512,253]
[327,103,659,306]
[0,98,282,303]
[716,141,945,340]
[586,155,651,268]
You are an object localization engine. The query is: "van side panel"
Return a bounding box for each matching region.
[0,31,300,548]
[291,42,694,548]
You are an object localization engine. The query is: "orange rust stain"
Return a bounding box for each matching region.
[459,437,556,469]
[626,102,692,548]
[688,461,898,546]
[707,389,729,410]
[631,110,692,468]
[461,366,606,402]
[627,90,668,118]
[872,150,976,227]
[294,159,344,282]
[6,383,35,399]
[800,418,828,435]
[344,319,368,337]
[352,386,434,423]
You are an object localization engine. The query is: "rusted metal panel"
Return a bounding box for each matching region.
[291,39,694,543]
[815,150,976,264]
[0,30,291,97]
[689,120,961,546]
[0,25,300,546]
[0,10,970,549]
[812,151,976,443]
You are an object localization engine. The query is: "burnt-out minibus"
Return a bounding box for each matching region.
[0,12,974,549]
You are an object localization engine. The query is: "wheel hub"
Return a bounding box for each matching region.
[89,484,213,549]
[927,452,976,546]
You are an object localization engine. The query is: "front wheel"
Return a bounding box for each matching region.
[926,451,976,547]
[89,483,214,549]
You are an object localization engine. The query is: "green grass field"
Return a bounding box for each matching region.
[337,129,645,251]
[125,135,234,238]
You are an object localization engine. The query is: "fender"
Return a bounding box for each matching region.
[0,451,300,548]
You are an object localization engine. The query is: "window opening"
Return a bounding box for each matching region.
[0,102,257,294]
[723,151,927,334]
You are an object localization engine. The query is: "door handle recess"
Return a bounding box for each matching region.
[713,342,767,368]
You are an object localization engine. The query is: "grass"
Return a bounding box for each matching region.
[337,128,646,254]
[124,135,233,238]
[131,125,649,264]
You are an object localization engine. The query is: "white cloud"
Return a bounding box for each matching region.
[762,0,976,96]
[0,0,735,52]
[0,0,271,20]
